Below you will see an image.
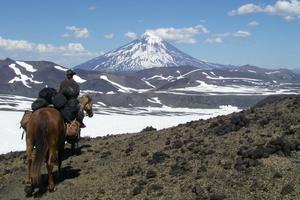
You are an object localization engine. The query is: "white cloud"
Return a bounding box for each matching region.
[104,33,114,39]
[144,23,209,44]
[229,0,300,21]
[232,30,251,37]
[0,37,34,51]
[0,36,99,66]
[217,30,251,38]
[228,4,263,16]
[247,20,259,27]
[205,37,223,44]
[195,24,209,34]
[124,32,138,40]
[65,26,90,38]
[206,30,251,44]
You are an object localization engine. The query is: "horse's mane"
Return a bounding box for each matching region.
[79,95,92,104]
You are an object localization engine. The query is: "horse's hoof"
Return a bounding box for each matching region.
[24,185,34,196]
[48,185,56,192]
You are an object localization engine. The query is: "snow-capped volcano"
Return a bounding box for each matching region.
[76,32,225,72]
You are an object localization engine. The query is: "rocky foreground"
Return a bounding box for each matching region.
[0,95,300,200]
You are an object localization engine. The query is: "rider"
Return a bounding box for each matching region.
[59,69,85,128]
[59,69,80,97]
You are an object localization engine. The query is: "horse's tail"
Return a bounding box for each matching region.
[31,116,48,184]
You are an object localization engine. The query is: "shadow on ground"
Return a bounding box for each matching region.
[29,166,81,198]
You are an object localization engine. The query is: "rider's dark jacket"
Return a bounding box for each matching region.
[59,78,80,99]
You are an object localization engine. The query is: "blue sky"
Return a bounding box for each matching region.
[0,0,299,69]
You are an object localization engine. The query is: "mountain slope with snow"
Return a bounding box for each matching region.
[1,58,300,109]
[75,32,227,72]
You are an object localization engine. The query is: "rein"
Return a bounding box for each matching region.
[21,130,25,140]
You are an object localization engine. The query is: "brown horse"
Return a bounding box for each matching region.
[25,107,65,194]
[24,95,94,195]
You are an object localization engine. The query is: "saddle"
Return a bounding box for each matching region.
[20,110,33,130]
[65,120,81,144]
[20,110,81,142]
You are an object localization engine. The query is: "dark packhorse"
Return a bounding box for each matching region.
[24,95,93,195]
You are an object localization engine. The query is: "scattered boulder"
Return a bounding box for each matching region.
[146,170,157,179]
[148,151,169,165]
[101,151,112,158]
[141,126,157,132]
[273,172,283,179]
[126,165,142,177]
[141,150,149,157]
[169,157,190,176]
[132,185,143,196]
[132,179,148,196]
[147,184,164,196]
[281,184,294,196]
[192,184,207,199]
[209,193,226,200]
[171,139,183,149]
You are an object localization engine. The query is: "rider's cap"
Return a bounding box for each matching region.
[66,69,76,76]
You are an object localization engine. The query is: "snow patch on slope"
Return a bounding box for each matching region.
[172,80,298,95]
[8,64,42,88]
[147,97,162,104]
[100,75,135,93]
[54,65,67,71]
[16,61,37,72]
[73,75,86,83]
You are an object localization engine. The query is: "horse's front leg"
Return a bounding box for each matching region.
[46,148,56,192]
[57,139,65,179]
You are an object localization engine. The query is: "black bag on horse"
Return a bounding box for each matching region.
[60,99,80,122]
[31,98,49,111]
[38,87,57,104]
[52,93,68,109]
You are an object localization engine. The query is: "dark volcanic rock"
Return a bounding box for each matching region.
[210,193,226,200]
[148,151,169,165]
[141,126,157,132]
[169,157,191,176]
[281,184,294,195]
[146,170,157,179]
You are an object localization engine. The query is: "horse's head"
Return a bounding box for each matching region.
[79,95,94,118]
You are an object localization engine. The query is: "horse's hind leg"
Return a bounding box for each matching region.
[24,141,34,195]
[46,148,56,192]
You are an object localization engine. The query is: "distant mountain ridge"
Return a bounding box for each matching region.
[1,58,300,109]
[75,32,229,72]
